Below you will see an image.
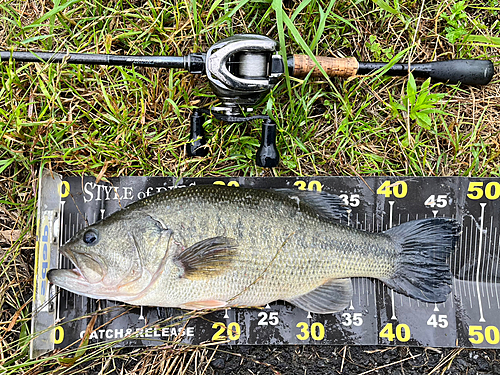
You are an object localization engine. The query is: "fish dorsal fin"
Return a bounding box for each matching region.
[173,236,237,280]
[287,278,353,314]
[274,189,350,222]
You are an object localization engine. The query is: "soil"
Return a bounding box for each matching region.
[206,345,500,374]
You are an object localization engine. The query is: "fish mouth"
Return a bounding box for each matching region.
[47,267,85,283]
[47,267,118,300]
[58,246,106,284]
[47,268,94,294]
[59,247,85,277]
[47,246,91,290]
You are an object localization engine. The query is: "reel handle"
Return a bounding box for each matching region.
[187,110,208,157]
[256,119,279,168]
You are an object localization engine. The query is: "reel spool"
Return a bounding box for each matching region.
[238,52,268,78]
[204,34,283,116]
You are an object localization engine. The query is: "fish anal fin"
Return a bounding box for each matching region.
[173,236,237,280]
[180,300,227,310]
[287,278,353,314]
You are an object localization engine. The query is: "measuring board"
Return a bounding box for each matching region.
[31,170,500,357]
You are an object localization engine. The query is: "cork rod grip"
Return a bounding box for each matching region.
[292,55,359,78]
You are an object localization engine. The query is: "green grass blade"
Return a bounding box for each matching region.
[19,35,54,45]
[282,12,332,84]
[310,1,336,50]
[328,12,361,35]
[22,0,82,31]
[0,158,14,174]
[290,0,313,22]
[371,0,399,15]
[207,0,224,19]
[466,34,500,46]
[213,0,252,26]
[272,0,292,101]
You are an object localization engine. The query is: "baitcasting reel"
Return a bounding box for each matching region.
[188,34,284,168]
[182,33,494,167]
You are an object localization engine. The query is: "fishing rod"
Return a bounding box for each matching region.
[1,34,494,167]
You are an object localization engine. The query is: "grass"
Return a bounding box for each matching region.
[0,0,499,373]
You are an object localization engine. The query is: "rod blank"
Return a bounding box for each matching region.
[0,51,186,69]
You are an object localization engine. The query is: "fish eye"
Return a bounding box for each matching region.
[83,229,99,245]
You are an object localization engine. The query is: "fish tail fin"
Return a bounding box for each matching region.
[383,218,460,303]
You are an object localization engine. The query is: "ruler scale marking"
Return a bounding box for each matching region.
[466,224,473,301]
[453,213,461,306]
[494,227,500,309]
[486,217,493,307]
[476,203,487,322]
[388,201,396,320]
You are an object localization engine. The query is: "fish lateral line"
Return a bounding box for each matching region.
[226,231,296,305]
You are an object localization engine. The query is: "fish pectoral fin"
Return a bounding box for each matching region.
[173,236,237,280]
[287,278,353,314]
[180,300,227,310]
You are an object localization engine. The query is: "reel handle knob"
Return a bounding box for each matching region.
[256,119,279,168]
[188,110,208,157]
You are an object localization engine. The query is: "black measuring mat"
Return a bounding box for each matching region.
[31,173,500,356]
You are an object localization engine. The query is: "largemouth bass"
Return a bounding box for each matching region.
[48,185,459,313]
